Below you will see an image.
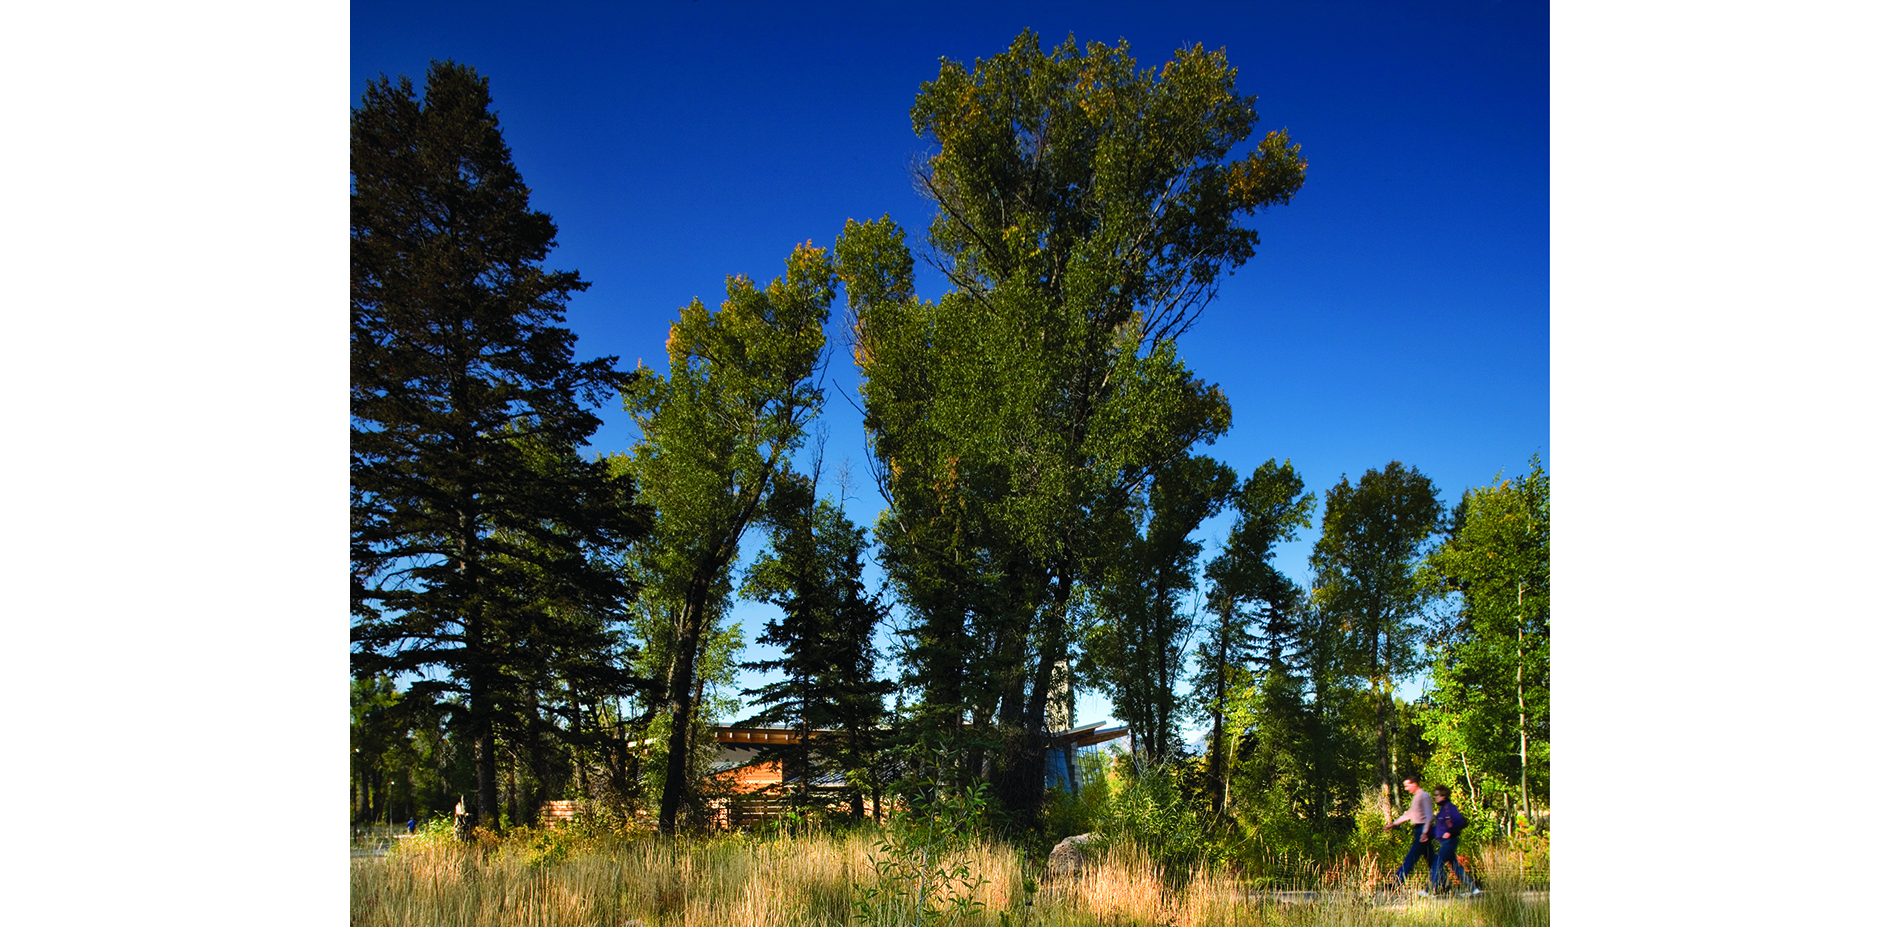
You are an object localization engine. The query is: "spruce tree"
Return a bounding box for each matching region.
[1197,458,1314,815]
[739,475,891,815]
[351,61,648,830]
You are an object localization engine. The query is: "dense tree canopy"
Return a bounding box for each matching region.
[618,242,834,834]
[1309,462,1443,810]
[1423,457,1550,824]
[840,29,1306,828]
[350,60,649,829]
[346,39,1547,864]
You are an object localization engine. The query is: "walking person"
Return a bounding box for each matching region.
[1428,785,1482,897]
[1383,777,1435,890]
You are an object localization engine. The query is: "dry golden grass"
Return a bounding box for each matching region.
[350,827,1547,927]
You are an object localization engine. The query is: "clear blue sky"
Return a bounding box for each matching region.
[352,0,1550,729]
[21,5,1894,913]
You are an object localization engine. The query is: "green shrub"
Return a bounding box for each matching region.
[1092,757,1233,884]
[522,830,571,869]
[854,782,993,927]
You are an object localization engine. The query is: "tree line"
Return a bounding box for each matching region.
[350,34,1549,847]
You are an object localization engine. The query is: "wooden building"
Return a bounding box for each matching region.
[702,721,1128,829]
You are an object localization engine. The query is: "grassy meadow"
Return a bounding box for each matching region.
[351,822,1549,927]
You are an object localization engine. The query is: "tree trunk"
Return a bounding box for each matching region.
[1003,568,1074,827]
[474,718,499,830]
[658,577,711,835]
[455,501,501,831]
[1517,581,1529,822]
[1460,750,1478,809]
[1208,608,1229,817]
[1374,682,1393,813]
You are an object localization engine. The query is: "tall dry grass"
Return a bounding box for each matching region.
[350,826,1547,927]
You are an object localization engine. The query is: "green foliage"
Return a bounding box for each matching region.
[1423,457,1551,822]
[1207,584,1379,850]
[1196,458,1315,816]
[619,241,835,834]
[739,479,893,815]
[855,782,994,927]
[911,30,1306,343]
[1077,455,1234,768]
[351,60,650,827]
[351,677,471,827]
[843,29,1302,825]
[1309,461,1443,808]
[521,830,571,870]
[1206,460,1317,612]
[1310,462,1444,690]
[1093,753,1228,883]
[1040,785,1100,844]
[627,637,739,833]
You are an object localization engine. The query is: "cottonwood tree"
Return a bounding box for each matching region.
[619,243,833,835]
[1308,462,1443,811]
[840,30,1306,826]
[351,61,648,829]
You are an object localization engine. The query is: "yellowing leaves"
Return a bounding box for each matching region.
[1225,131,1307,210]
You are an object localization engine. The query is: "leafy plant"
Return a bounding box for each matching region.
[522,830,571,870]
[854,781,993,927]
[1095,753,1228,883]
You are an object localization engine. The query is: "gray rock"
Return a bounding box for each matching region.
[1046,832,1098,880]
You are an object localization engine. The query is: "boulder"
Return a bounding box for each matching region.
[1046,832,1098,880]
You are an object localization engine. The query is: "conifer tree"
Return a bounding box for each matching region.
[351,61,648,830]
[739,474,892,815]
[1196,458,1313,815]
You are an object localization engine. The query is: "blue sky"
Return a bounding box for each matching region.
[15,3,1896,914]
[351,0,1550,730]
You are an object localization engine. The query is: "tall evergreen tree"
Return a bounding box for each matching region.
[739,474,892,815]
[1308,462,1442,811]
[1196,458,1314,815]
[1285,585,1372,845]
[351,61,649,830]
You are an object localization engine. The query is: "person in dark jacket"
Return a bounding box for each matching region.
[1427,785,1482,896]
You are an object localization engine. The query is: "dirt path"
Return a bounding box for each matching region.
[1256,889,1549,908]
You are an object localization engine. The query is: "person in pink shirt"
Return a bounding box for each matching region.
[1383,777,1435,889]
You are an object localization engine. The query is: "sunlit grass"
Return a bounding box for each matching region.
[351,825,1548,927]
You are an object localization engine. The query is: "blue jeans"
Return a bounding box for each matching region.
[1430,835,1468,892]
[1393,825,1433,885]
